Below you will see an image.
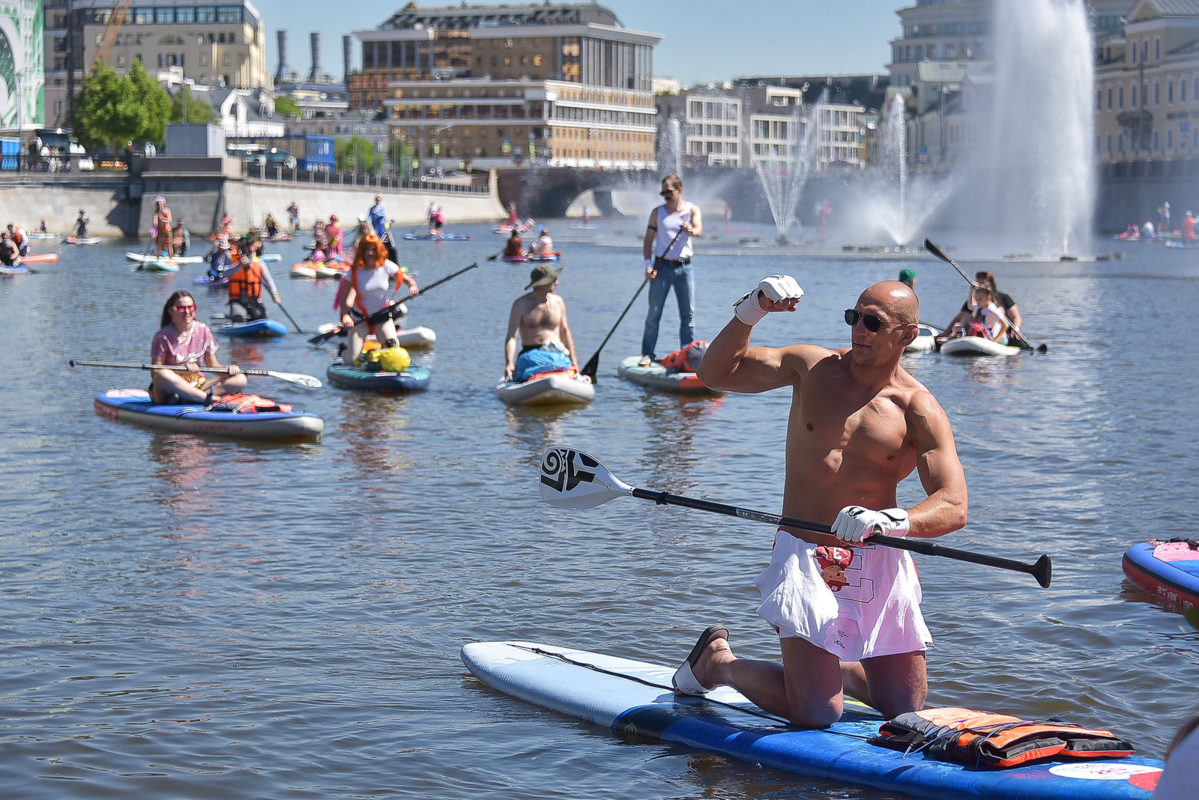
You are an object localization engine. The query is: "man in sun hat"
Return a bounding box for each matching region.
[898,267,916,289]
[503,264,579,382]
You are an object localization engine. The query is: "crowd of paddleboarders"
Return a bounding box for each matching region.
[37,171,1198,790]
[1117,200,1198,244]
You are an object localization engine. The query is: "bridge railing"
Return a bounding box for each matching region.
[238,162,491,195]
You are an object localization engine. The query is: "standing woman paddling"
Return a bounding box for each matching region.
[336,234,419,364]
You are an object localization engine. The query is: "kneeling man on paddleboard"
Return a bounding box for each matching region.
[687,277,968,728]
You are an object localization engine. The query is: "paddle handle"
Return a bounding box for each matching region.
[629,487,1051,587]
[71,359,239,378]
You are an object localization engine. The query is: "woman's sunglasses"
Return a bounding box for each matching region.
[174,304,197,314]
[844,308,884,332]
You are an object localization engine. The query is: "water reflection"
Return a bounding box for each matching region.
[503,403,581,457]
[334,393,415,483]
[635,391,724,496]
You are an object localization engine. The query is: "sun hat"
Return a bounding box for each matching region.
[526,264,564,289]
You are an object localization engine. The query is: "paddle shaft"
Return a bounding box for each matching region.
[628,486,1052,588]
[308,261,478,344]
[924,239,1044,352]
[579,278,648,381]
[578,222,690,381]
[274,297,304,333]
[68,359,318,387]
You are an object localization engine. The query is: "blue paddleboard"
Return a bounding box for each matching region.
[462,641,1163,799]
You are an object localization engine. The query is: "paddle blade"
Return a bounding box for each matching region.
[579,354,599,384]
[539,448,631,509]
[268,370,323,389]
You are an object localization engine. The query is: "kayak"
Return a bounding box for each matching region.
[125,252,204,264]
[940,336,1022,357]
[462,640,1164,799]
[1122,539,1199,610]
[493,222,535,235]
[93,388,322,441]
[402,233,474,241]
[616,355,722,396]
[906,323,941,353]
[215,318,288,337]
[495,371,594,406]
[326,362,431,394]
[62,236,101,245]
[22,253,60,264]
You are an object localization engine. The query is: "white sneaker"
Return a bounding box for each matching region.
[637,355,652,367]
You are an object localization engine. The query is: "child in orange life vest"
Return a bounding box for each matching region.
[337,233,418,364]
[227,249,282,322]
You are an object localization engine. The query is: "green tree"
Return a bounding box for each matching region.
[170,84,214,124]
[71,65,146,153]
[71,62,173,152]
[274,95,301,119]
[127,61,172,147]
[336,136,382,172]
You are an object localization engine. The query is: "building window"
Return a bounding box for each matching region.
[1183,81,1188,102]
[1131,85,1136,107]
[1154,82,1160,105]
[1155,37,1160,61]
[1107,88,1112,109]
[217,7,241,23]
[1167,129,1173,149]
[155,8,175,23]
[178,8,195,23]
[1169,81,1174,103]
[1118,86,1123,108]
[197,7,215,23]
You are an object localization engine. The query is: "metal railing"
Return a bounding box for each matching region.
[237,162,491,194]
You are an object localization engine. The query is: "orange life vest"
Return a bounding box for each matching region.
[660,340,709,373]
[213,393,292,413]
[871,707,1136,769]
[228,259,263,302]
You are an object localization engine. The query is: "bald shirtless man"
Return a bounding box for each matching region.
[504,264,580,382]
[681,276,968,728]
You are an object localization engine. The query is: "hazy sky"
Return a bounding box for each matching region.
[252,0,904,86]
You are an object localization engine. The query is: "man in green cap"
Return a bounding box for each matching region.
[898,268,916,289]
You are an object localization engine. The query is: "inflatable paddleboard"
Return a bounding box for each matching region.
[401,233,473,241]
[22,253,60,264]
[616,356,721,396]
[462,640,1163,799]
[906,323,941,353]
[326,362,431,394]
[215,319,288,338]
[93,389,322,441]
[140,260,180,273]
[125,252,203,264]
[1122,539,1199,610]
[495,371,594,406]
[940,336,1022,357]
[62,236,101,245]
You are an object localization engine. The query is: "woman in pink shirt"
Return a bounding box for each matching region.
[150,290,246,404]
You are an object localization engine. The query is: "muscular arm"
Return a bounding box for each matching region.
[905,391,969,538]
[686,203,703,237]
[696,315,813,394]
[556,297,579,369]
[503,301,523,379]
[642,208,658,260]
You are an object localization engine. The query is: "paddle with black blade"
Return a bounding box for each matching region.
[68,359,323,388]
[306,261,479,346]
[923,238,1048,353]
[578,222,689,383]
[538,447,1052,588]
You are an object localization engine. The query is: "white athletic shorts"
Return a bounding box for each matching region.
[754,530,932,661]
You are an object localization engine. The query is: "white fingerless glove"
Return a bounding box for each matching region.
[831,506,910,543]
[733,275,804,325]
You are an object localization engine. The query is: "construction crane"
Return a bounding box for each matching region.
[92,0,132,73]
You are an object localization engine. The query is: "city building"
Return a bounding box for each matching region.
[1,0,44,134]
[352,2,660,171]
[658,85,868,174]
[1094,0,1199,165]
[42,0,269,127]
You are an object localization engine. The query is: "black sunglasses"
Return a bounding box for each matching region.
[660,189,675,197]
[844,308,885,332]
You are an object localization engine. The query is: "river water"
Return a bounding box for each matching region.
[2,221,1197,799]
